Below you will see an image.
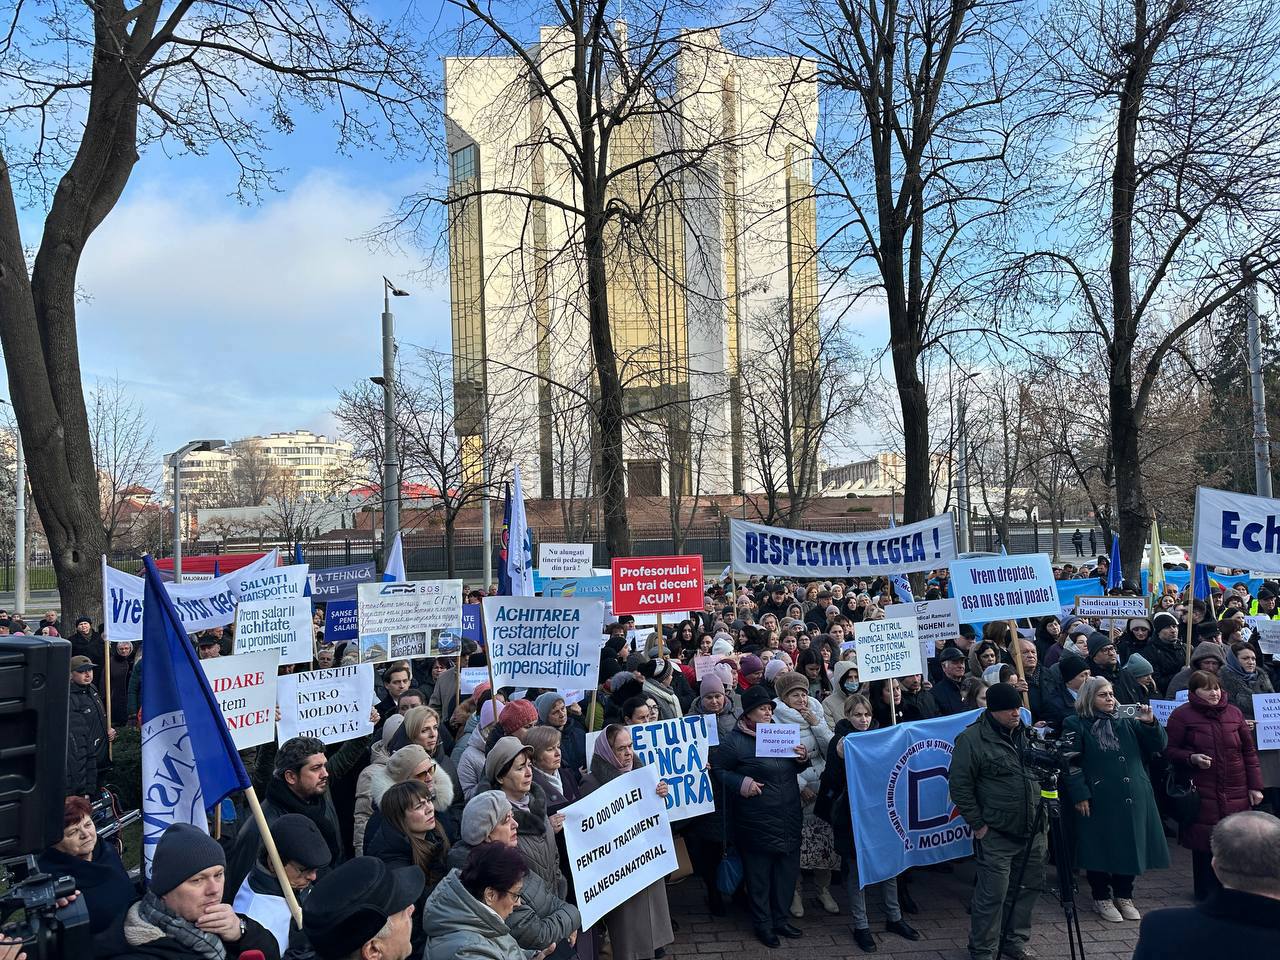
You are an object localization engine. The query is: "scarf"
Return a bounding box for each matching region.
[538,767,564,797]
[593,727,629,771]
[642,678,681,718]
[1224,649,1258,683]
[1090,713,1121,752]
[134,890,225,960]
[266,775,340,865]
[737,715,758,735]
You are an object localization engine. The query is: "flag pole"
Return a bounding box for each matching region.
[655,613,665,660]
[1008,619,1030,709]
[103,635,113,760]
[244,787,303,927]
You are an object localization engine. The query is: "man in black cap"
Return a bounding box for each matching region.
[949,683,1047,960]
[302,856,423,960]
[1038,655,1092,733]
[1251,587,1279,620]
[232,813,331,956]
[1084,631,1143,705]
[197,633,222,660]
[98,822,280,960]
[66,655,112,796]
[931,647,970,714]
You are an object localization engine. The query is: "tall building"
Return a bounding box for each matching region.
[444,27,819,499]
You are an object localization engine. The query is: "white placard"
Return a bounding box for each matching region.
[854,616,924,682]
[233,563,309,603]
[459,666,489,695]
[357,580,464,663]
[755,723,801,757]
[234,596,313,665]
[1149,699,1179,727]
[563,765,677,929]
[693,655,719,680]
[885,599,959,659]
[949,554,1060,620]
[1074,596,1149,619]
[1254,693,1280,750]
[538,543,594,577]
[276,663,375,745]
[1176,689,1189,703]
[482,596,605,691]
[201,650,279,749]
[1194,486,1280,570]
[1254,618,1280,656]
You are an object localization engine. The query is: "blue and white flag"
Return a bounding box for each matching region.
[1193,563,1212,601]
[382,531,405,583]
[1107,535,1122,590]
[499,465,534,596]
[140,556,250,876]
[886,515,914,601]
[844,709,982,887]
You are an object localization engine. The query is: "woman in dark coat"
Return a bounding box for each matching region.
[1062,677,1168,922]
[38,796,135,935]
[710,684,808,948]
[580,725,674,960]
[106,640,136,726]
[1165,669,1264,900]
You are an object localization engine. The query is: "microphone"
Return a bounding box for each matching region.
[238,951,266,960]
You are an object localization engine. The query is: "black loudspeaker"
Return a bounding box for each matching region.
[0,637,70,855]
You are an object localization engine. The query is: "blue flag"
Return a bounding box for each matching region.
[382,531,405,582]
[1108,535,1122,590]
[844,709,982,887]
[212,559,220,578]
[1193,563,1212,601]
[140,555,250,876]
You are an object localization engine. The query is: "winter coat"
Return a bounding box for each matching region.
[579,754,674,960]
[1131,888,1280,959]
[1220,660,1280,788]
[481,782,566,899]
[446,838,580,950]
[814,719,861,857]
[1062,714,1169,876]
[1165,696,1263,851]
[772,695,832,792]
[352,739,394,855]
[232,863,313,958]
[225,776,344,899]
[711,720,807,855]
[38,839,135,936]
[458,724,492,800]
[822,662,859,728]
[95,895,280,960]
[1035,663,1079,733]
[530,764,580,809]
[66,681,108,796]
[1145,636,1189,695]
[107,650,135,726]
[423,869,529,960]
[949,713,1040,840]
[1165,642,1229,699]
[689,693,738,741]
[901,686,941,720]
[363,817,449,958]
[552,716,588,777]
[931,673,968,716]
[1089,660,1145,705]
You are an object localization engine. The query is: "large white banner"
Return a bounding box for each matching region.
[948,554,1059,620]
[200,651,279,750]
[1195,486,1280,570]
[234,595,314,665]
[729,515,957,577]
[103,551,279,642]
[482,596,605,691]
[276,663,375,745]
[562,765,678,929]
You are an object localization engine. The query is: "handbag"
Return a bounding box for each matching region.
[716,774,744,896]
[666,835,694,884]
[1164,765,1201,827]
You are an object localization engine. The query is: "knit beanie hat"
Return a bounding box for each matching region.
[1059,655,1090,685]
[461,791,512,845]
[773,670,808,703]
[387,744,431,783]
[700,675,726,698]
[380,714,404,749]
[534,692,565,724]
[739,654,764,677]
[985,682,1022,712]
[740,684,774,715]
[478,699,505,729]
[1086,631,1115,659]
[499,699,539,735]
[764,659,788,682]
[711,636,734,656]
[641,658,673,682]
[713,661,735,688]
[151,823,225,896]
[1123,652,1154,678]
[1152,612,1179,634]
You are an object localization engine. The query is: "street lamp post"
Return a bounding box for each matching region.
[168,439,225,583]
[382,277,409,551]
[0,398,24,613]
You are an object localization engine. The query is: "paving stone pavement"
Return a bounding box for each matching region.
[666,843,1194,960]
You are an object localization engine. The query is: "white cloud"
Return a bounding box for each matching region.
[74,170,449,453]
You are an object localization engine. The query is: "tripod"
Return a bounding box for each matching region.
[999,771,1086,960]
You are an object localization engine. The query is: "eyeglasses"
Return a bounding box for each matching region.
[504,889,524,904]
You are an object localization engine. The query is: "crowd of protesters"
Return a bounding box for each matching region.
[28,559,1280,960]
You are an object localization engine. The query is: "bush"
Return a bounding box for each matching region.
[105,725,142,812]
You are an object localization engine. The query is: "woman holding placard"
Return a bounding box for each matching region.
[1219,642,1280,802]
[579,725,674,960]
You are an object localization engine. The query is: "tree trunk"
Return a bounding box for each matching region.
[1109,385,1148,580]
[444,513,456,578]
[894,356,932,525]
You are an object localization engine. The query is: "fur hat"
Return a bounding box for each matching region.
[773,670,808,703]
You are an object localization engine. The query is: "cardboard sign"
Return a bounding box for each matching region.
[949,554,1059,620]
[201,651,279,749]
[482,596,605,691]
[610,556,704,616]
[234,595,313,665]
[755,723,801,757]
[539,543,595,577]
[1254,617,1280,656]
[854,617,924,682]
[1254,693,1280,750]
[1074,596,1149,619]
[1149,699,1179,727]
[276,663,375,745]
[884,599,959,660]
[693,655,720,680]
[562,765,677,929]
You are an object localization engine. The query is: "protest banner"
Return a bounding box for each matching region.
[200,651,279,749]
[461,604,483,643]
[949,554,1059,620]
[755,724,801,757]
[693,655,719,680]
[1149,700,1179,727]
[562,765,677,929]
[233,563,309,603]
[538,543,595,577]
[544,575,613,599]
[276,663,375,745]
[885,599,958,662]
[324,600,359,642]
[308,562,376,600]
[1255,693,1280,750]
[1194,486,1280,570]
[845,709,982,886]
[357,580,464,663]
[630,716,715,822]
[1254,617,1280,656]
[482,596,605,690]
[103,550,279,641]
[234,595,313,665]
[854,617,924,682]
[459,666,489,695]
[729,515,957,578]
[610,557,704,616]
[1074,596,1149,619]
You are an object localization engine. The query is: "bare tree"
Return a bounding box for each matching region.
[88,377,158,553]
[1009,0,1280,576]
[965,376,1032,547]
[0,2,435,620]
[208,444,283,509]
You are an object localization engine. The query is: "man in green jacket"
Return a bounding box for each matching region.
[949,683,1047,960]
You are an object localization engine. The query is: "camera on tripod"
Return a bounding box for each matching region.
[1020,727,1083,780]
[0,855,91,960]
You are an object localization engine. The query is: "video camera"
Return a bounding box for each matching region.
[0,855,91,960]
[1020,726,1082,780]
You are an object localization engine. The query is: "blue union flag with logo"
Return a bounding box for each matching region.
[844,709,981,887]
